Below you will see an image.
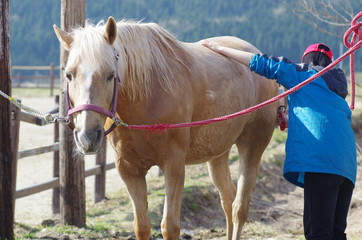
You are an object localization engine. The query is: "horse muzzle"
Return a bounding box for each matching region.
[74,126,103,154]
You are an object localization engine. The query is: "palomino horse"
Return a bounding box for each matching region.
[53,17,278,240]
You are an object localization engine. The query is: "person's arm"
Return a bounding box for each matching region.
[200,40,300,87]
[200,40,254,67]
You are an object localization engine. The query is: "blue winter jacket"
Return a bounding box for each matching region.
[250,54,357,188]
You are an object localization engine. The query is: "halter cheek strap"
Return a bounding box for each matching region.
[66,76,123,135]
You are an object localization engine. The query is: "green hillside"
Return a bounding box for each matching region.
[9,0,362,71]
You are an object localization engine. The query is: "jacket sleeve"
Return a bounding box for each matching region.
[249,54,309,89]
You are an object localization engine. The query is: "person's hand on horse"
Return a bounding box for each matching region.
[199,39,254,67]
[199,39,224,54]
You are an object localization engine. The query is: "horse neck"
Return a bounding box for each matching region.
[116,23,193,102]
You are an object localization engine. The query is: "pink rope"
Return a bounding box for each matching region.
[344,11,362,109]
[126,12,362,131]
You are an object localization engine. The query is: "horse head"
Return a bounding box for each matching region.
[53,17,120,154]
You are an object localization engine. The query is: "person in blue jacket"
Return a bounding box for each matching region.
[201,40,357,240]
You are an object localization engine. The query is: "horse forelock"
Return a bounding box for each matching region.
[68,22,116,74]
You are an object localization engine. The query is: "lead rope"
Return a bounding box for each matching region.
[344,11,362,109]
[1,12,361,130]
[0,90,60,124]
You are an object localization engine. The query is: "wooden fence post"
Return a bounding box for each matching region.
[52,95,60,214]
[50,63,55,97]
[95,139,107,203]
[10,104,20,212]
[59,0,86,227]
[0,0,15,238]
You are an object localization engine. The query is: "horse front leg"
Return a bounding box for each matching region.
[117,161,151,240]
[160,148,186,240]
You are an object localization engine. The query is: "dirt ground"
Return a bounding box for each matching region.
[14,97,362,239]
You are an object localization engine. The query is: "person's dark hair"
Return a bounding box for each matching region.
[302,44,332,67]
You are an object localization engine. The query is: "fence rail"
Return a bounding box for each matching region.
[18,143,59,159]
[12,66,60,70]
[11,64,60,96]
[15,161,115,199]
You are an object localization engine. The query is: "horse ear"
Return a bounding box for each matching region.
[53,24,73,51]
[104,17,117,45]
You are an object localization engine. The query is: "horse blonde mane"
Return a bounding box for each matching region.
[69,19,194,102]
[116,20,194,101]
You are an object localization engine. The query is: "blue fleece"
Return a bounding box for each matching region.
[250,54,357,187]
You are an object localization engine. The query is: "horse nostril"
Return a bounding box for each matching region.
[85,127,103,154]
[73,127,103,154]
[74,130,81,145]
[74,130,89,153]
[95,128,103,144]
[87,126,103,146]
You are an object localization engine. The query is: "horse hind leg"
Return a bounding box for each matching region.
[207,150,237,240]
[232,127,274,239]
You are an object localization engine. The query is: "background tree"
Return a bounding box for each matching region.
[283,0,357,37]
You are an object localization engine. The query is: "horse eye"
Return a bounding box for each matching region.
[65,72,73,81]
[107,72,115,81]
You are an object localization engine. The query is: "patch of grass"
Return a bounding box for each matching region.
[229,154,239,163]
[87,207,114,218]
[14,223,42,240]
[242,221,276,236]
[272,129,287,144]
[184,176,209,189]
[184,185,196,193]
[87,222,111,232]
[14,232,39,240]
[192,172,208,179]
[148,188,165,197]
[350,236,362,240]
[242,221,304,240]
[46,224,76,235]
[190,203,199,210]
[273,158,283,167]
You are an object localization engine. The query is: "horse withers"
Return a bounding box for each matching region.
[53,17,278,240]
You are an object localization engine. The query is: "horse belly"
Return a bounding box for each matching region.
[185,119,245,165]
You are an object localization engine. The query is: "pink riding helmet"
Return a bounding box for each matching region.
[301,43,334,61]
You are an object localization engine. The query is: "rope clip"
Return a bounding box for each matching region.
[112,116,128,127]
[52,116,71,125]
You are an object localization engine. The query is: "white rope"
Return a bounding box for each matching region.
[0,89,55,124]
